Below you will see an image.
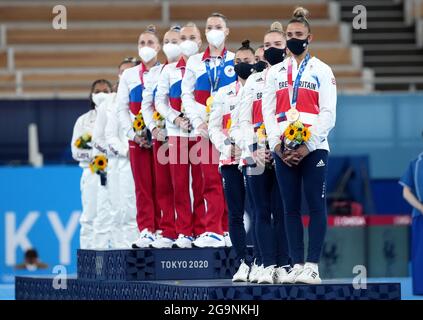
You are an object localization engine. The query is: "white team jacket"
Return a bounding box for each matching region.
[92,99,110,157]
[208,81,245,166]
[104,93,129,158]
[181,48,237,134]
[155,58,194,137]
[234,69,269,162]
[142,64,165,132]
[116,62,162,141]
[262,56,337,152]
[71,109,97,168]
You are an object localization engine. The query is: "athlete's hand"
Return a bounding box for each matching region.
[231,144,242,161]
[198,123,209,139]
[281,149,297,167]
[153,127,167,142]
[133,135,144,146]
[174,116,191,131]
[289,144,310,166]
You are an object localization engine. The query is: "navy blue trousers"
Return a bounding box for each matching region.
[274,149,328,264]
[244,165,290,267]
[412,215,423,295]
[221,165,258,262]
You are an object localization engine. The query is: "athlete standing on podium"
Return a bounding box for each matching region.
[263,7,337,284]
[182,13,235,248]
[154,23,207,248]
[117,25,163,248]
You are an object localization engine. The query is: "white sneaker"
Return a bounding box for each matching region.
[284,264,304,284]
[173,234,194,248]
[223,232,232,247]
[295,262,322,285]
[150,235,174,249]
[248,261,261,283]
[232,260,250,282]
[132,228,155,248]
[192,232,225,248]
[257,265,276,284]
[274,265,290,284]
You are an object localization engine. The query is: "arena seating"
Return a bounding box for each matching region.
[0,1,372,96]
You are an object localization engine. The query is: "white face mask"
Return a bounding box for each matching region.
[180,40,199,57]
[163,43,182,62]
[206,29,225,48]
[92,92,109,107]
[138,46,157,63]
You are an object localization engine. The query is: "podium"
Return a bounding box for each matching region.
[15,247,401,300]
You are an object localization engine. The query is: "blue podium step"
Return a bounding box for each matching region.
[15,277,401,300]
[77,247,253,281]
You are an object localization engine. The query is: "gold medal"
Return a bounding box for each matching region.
[206,96,214,113]
[286,108,300,122]
[206,96,214,108]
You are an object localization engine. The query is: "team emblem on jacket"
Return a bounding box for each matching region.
[224,65,235,77]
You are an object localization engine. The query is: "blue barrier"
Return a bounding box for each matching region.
[0,165,82,284]
[330,93,423,178]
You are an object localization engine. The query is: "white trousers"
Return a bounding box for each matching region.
[112,157,139,248]
[79,167,98,249]
[93,159,114,249]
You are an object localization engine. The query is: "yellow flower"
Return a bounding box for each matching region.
[153,111,164,122]
[284,124,298,141]
[133,113,145,132]
[90,154,108,173]
[302,126,311,142]
[257,123,267,141]
[226,118,232,130]
[74,138,82,148]
[81,133,92,142]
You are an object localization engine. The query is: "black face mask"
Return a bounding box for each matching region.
[287,37,309,56]
[263,47,286,66]
[234,62,254,80]
[253,60,268,73]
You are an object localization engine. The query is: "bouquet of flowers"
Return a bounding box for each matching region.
[74,133,92,150]
[153,111,165,129]
[256,123,274,169]
[283,120,311,150]
[256,123,267,145]
[89,154,108,186]
[133,111,152,148]
[133,112,146,136]
[205,96,213,124]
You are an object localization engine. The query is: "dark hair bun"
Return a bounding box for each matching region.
[241,39,251,49]
[293,7,310,19]
[146,24,157,33]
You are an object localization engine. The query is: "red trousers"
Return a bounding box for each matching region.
[128,141,159,233]
[153,139,177,239]
[168,136,206,237]
[197,137,227,235]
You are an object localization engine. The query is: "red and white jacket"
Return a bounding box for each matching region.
[116,62,162,141]
[155,57,194,138]
[208,81,245,166]
[181,47,236,134]
[262,56,337,152]
[142,64,165,132]
[234,69,269,162]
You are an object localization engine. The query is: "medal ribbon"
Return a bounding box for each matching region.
[287,52,310,109]
[205,49,227,95]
